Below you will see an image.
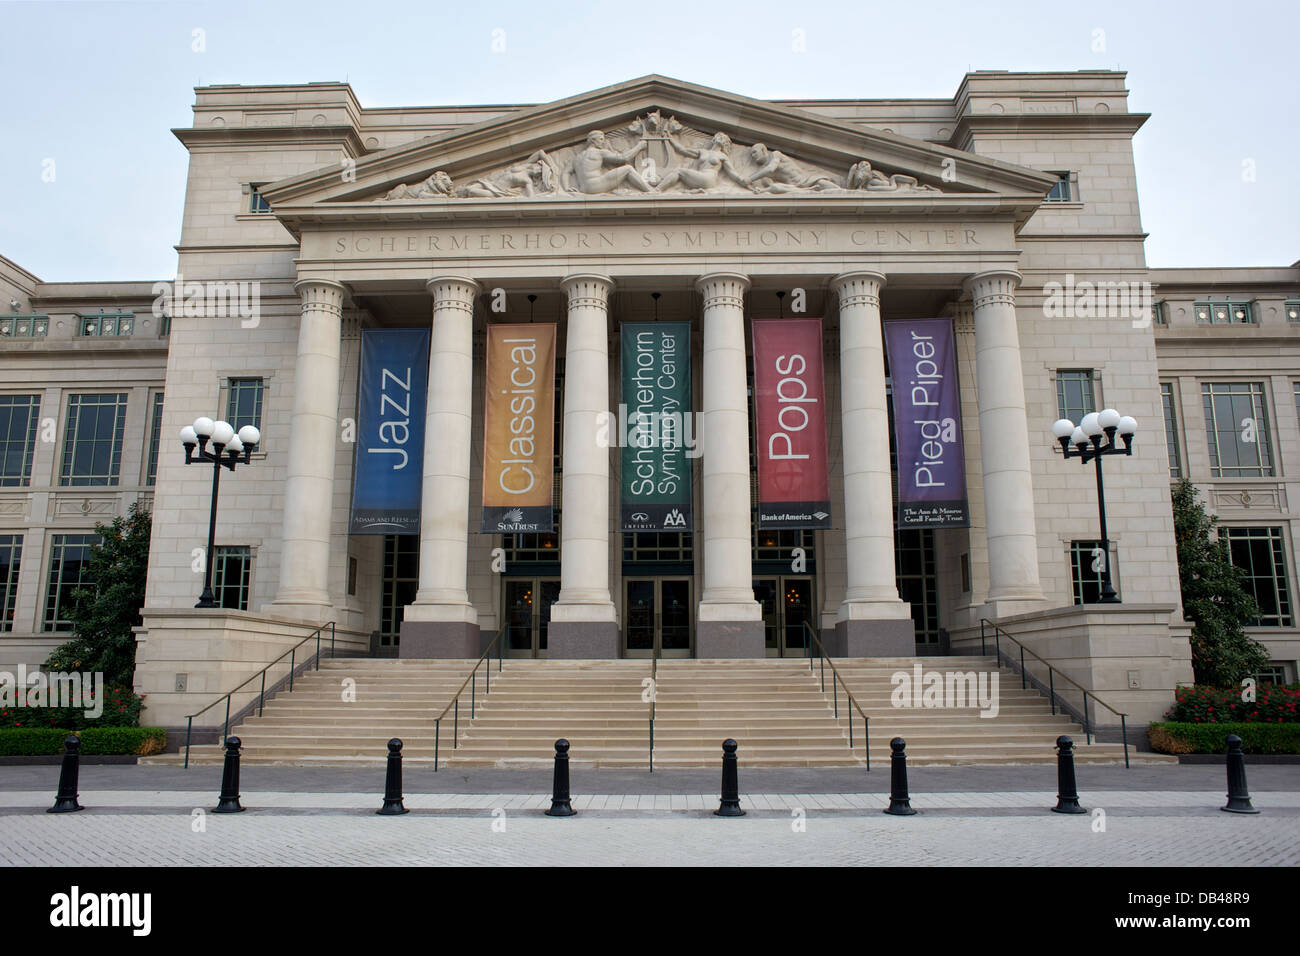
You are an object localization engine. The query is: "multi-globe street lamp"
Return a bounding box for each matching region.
[179,417,261,608]
[1050,409,1138,604]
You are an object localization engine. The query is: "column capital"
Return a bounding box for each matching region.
[427,276,481,311]
[831,271,887,308]
[560,273,614,309]
[695,272,749,310]
[293,277,348,312]
[964,270,1021,308]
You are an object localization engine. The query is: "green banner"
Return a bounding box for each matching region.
[620,322,693,531]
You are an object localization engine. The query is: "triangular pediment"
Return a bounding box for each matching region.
[260,75,1057,228]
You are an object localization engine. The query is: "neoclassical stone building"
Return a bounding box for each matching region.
[1,71,1297,730]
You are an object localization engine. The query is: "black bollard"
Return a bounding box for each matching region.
[377,738,409,815]
[545,739,576,817]
[884,737,917,815]
[714,738,745,817]
[1221,734,1260,814]
[1051,735,1087,813]
[47,735,84,813]
[213,736,245,813]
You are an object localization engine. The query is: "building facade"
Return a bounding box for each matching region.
[1,71,1296,730]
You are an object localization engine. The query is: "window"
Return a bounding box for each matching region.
[44,533,97,632]
[1070,540,1119,605]
[159,314,171,337]
[224,378,264,439]
[380,535,419,646]
[1160,383,1182,479]
[1056,370,1097,424]
[622,531,693,564]
[1202,382,1273,477]
[60,394,128,486]
[1255,664,1289,686]
[504,517,561,564]
[248,185,271,214]
[0,314,49,337]
[77,311,134,337]
[0,394,40,486]
[897,529,939,645]
[212,545,252,611]
[145,392,164,485]
[0,535,20,633]
[1151,300,1166,326]
[1194,300,1253,325]
[753,526,815,565]
[1044,171,1074,202]
[1286,300,1300,324]
[1221,527,1293,627]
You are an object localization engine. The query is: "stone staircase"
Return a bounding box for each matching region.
[150,654,1165,767]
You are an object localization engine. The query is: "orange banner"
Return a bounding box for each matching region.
[481,323,556,532]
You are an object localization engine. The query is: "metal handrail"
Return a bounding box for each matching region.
[649,624,661,772]
[183,620,336,768]
[433,626,505,771]
[801,622,870,770]
[979,618,1129,767]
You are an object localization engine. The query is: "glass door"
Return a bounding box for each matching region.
[755,575,814,657]
[623,577,693,658]
[502,578,560,658]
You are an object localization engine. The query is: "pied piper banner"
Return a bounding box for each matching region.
[620,322,693,531]
[350,328,430,534]
[883,318,970,529]
[482,323,556,533]
[752,318,831,529]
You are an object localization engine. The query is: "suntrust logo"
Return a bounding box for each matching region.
[890,663,1000,718]
[0,666,103,718]
[50,886,151,936]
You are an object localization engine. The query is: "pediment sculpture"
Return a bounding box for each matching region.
[379,112,941,201]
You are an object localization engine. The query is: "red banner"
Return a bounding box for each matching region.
[751,318,831,529]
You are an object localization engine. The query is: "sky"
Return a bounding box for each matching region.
[1,0,1296,281]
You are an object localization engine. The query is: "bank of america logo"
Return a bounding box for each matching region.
[813,511,829,521]
[664,508,686,527]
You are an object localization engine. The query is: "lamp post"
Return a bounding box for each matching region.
[1050,409,1137,604]
[180,417,260,608]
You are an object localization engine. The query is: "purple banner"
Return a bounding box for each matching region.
[883,318,970,529]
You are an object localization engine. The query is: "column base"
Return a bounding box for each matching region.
[398,621,481,658]
[696,620,765,658]
[831,618,916,657]
[548,621,620,659]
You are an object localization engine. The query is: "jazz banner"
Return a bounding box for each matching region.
[883,317,970,529]
[481,323,556,533]
[751,318,832,529]
[620,321,693,531]
[350,328,430,535]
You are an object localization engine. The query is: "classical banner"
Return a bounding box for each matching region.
[350,328,430,534]
[883,318,970,529]
[751,319,831,529]
[481,323,556,533]
[620,322,693,531]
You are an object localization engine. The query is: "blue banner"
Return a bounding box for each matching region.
[350,328,430,534]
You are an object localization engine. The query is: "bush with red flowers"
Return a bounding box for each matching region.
[1165,683,1300,724]
[0,684,143,729]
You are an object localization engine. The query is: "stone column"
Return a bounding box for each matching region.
[966,270,1044,613]
[831,271,915,655]
[400,277,481,658]
[696,273,763,657]
[272,278,346,620]
[548,274,618,658]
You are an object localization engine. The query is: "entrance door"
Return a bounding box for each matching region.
[754,575,814,657]
[502,578,560,658]
[623,577,693,658]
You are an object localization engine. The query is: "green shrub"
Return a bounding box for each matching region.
[1166,683,1300,723]
[1148,721,1300,755]
[0,684,143,729]
[0,727,165,757]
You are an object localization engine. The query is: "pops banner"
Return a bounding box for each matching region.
[751,318,831,529]
[883,317,970,529]
[481,323,556,533]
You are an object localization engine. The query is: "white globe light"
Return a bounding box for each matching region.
[1080,412,1103,437]
[237,425,261,447]
[1118,416,1138,436]
[1051,419,1075,439]
[211,420,235,445]
[1098,408,1121,429]
[226,435,244,454]
[193,417,215,439]
[179,425,197,444]
[1070,427,1087,446]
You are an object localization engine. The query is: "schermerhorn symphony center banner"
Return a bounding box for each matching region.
[883,318,970,529]
[481,323,556,533]
[350,328,430,534]
[752,318,831,529]
[620,321,693,531]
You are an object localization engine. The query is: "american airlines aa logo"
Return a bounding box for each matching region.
[663,508,686,527]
